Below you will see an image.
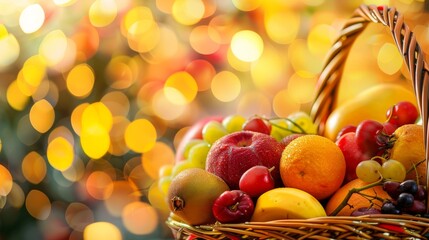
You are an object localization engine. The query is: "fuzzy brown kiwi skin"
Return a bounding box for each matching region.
[167,168,230,225]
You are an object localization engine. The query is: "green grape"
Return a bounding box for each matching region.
[356,160,382,183]
[188,142,211,168]
[202,120,228,144]
[158,175,172,195]
[147,180,169,212]
[270,118,293,141]
[158,164,174,178]
[287,111,317,134]
[171,160,195,177]
[222,114,246,133]
[380,159,406,182]
[182,139,205,159]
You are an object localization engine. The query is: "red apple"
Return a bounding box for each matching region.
[242,117,271,135]
[206,131,284,189]
[239,166,275,198]
[212,190,254,223]
[175,116,223,163]
[335,132,369,183]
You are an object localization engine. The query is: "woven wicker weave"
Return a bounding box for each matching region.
[167,4,429,239]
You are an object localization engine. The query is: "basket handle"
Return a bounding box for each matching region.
[310,5,429,190]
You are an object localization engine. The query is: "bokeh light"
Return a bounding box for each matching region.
[0,0,427,239]
[19,4,45,34]
[83,222,122,240]
[0,164,13,196]
[231,30,264,62]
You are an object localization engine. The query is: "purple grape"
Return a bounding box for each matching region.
[398,180,418,195]
[397,193,414,208]
[381,201,401,214]
[351,207,381,216]
[414,185,426,201]
[383,181,401,199]
[404,200,426,214]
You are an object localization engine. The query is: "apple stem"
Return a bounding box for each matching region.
[229,201,240,212]
[171,196,185,212]
[268,166,275,173]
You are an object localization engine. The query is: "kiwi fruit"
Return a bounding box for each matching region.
[167,168,229,225]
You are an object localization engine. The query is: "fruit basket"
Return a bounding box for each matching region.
[166,4,429,239]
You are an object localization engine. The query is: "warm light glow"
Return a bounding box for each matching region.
[81,102,113,132]
[22,151,47,184]
[250,46,285,91]
[86,171,113,200]
[307,24,337,56]
[104,181,139,216]
[0,33,20,69]
[125,119,157,153]
[19,4,45,34]
[287,73,317,104]
[265,10,300,44]
[122,201,158,235]
[89,0,118,27]
[377,43,403,75]
[47,137,74,171]
[7,183,25,209]
[6,80,30,111]
[83,222,122,240]
[0,164,13,196]
[127,20,160,53]
[39,30,68,67]
[189,25,220,55]
[81,125,111,159]
[151,90,187,120]
[164,71,198,105]
[53,0,77,6]
[237,91,271,117]
[65,202,94,231]
[29,99,55,133]
[141,142,175,179]
[211,71,241,102]
[232,0,262,11]
[172,0,205,25]
[25,190,51,220]
[66,64,95,98]
[273,89,301,117]
[231,30,264,62]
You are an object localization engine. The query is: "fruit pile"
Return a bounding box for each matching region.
[160,100,426,229]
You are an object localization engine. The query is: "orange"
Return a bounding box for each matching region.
[280,135,346,200]
[325,179,390,216]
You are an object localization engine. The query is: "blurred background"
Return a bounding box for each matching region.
[0,0,428,239]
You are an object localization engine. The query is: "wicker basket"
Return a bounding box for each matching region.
[166,4,429,239]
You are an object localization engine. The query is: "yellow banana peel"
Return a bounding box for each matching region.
[251,187,326,222]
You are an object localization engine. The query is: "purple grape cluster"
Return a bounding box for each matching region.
[381,180,426,215]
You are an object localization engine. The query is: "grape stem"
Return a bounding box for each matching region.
[407,159,425,186]
[259,116,308,134]
[330,179,384,216]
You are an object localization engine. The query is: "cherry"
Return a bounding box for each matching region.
[336,125,357,141]
[212,190,254,223]
[386,101,419,127]
[239,165,275,197]
[242,117,271,135]
[355,120,384,157]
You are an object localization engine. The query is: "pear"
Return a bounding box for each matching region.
[167,168,229,225]
[387,124,426,186]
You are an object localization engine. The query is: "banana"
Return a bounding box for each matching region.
[251,187,326,222]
